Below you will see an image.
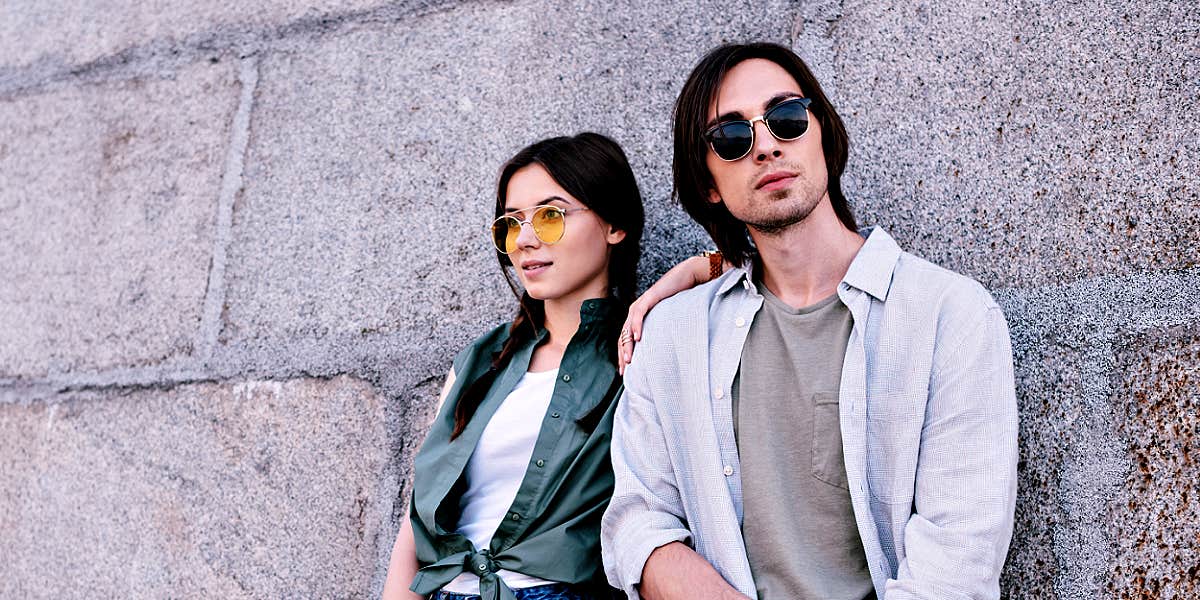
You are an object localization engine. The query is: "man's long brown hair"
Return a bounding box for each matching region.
[673,42,856,266]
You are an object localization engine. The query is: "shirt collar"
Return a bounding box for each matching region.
[579,296,618,324]
[717,226,901,302]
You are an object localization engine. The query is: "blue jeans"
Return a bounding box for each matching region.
[431,582,611,600]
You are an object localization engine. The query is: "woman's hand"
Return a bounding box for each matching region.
[618,255,718,375]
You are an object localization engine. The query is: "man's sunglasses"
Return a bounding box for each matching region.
[703,97,813,162]
[489,204,590,254]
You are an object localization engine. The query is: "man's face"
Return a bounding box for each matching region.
[705,58,829,234]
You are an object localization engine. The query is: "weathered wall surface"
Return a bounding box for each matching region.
[1,0,1196,597]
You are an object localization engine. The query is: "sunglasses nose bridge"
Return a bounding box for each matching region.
[747,115,781,158]
[512,218,542,248]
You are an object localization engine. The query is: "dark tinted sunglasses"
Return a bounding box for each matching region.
[703,97,813,161]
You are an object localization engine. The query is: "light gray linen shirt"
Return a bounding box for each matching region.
[600,227,1018,600]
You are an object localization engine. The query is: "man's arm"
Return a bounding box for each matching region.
[887,306,1019,600]
[641,542,751,600]
[601,347,746,600]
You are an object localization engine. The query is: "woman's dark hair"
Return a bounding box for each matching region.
[451,132,644,438]
[673,42,855,266]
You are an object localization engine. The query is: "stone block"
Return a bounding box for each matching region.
[0,376,391,597]
[0,60,239,378]
[217,0,798,375]
[1108,323,1200,598]
[821,0,1199,288]
[0,0,387,72]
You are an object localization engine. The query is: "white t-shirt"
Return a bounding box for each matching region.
[442,368,559,594]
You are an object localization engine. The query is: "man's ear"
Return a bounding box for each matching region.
[707,187,722,205]
[606,226,627,245]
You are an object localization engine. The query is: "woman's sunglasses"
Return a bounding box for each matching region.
[489,204,590,254]
[703,97,813,162]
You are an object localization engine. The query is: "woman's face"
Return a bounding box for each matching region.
[502,164,625,303]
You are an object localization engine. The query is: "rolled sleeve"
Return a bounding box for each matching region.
[601,350,693,599]
[886,306,1019,599]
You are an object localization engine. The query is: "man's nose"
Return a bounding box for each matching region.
[751,119,781,162]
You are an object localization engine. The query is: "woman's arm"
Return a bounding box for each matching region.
[381,514,425,600]
[618,254,730,375]
[381,367,457,600]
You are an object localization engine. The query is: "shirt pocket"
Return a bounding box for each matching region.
[811,391,849,490]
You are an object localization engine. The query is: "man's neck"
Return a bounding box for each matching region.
[749,199,865,309]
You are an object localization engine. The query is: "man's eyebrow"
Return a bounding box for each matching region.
[706,109,744,130]
[765,91,803,108]
[705,92,805,129]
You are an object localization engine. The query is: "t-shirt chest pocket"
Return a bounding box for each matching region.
[811,391,849,490]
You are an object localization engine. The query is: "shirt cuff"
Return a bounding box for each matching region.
[606,515,692,600]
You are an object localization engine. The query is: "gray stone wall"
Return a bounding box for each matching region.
[1,0,1195,598]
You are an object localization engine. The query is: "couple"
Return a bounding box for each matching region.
[382,42,1018,600]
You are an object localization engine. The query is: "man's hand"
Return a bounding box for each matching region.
[640,542,752,600]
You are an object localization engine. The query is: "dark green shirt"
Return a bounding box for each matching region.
[409,298,622,600]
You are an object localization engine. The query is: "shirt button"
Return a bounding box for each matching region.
[511,512,521,521]
[715,389,724,400]
[535,459,545,468]
[723,465,734,476]
[562,374,571,382]
[551,411,560,418]
[734,317,746,327]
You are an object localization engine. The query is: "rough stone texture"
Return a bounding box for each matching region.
[217,0,797,379]
[0,0,1197,598]
[0,59,239,379]
[828,0,1200,289]
[995,269,1200,597]
[1109,324,1200,598]
[0,1,384,72]
[0,376,391,598]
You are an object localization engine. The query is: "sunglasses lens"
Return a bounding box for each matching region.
[765,100,809,140]
[492,216,521,253]
[708,122,754,161]
[532,206,566,244]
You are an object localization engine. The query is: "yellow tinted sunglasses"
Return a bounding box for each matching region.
[489,204,590,254]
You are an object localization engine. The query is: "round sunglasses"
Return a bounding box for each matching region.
[488,204,590,254]
[703,97,813,161]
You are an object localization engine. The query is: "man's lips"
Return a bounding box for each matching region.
[755,171,798,190]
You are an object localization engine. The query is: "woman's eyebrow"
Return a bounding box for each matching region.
[505,196,571,214]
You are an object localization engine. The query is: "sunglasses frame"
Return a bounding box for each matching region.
[488,204,591,255]
[703,96,814,162]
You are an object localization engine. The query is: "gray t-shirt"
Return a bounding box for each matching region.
[732,280,875,600]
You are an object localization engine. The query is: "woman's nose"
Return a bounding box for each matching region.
[514,220,541,249]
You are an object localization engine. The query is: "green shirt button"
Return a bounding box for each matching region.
[536,459,545,468]
[562,374,571,382]
[511,512,521,521]
[551,412,560,418]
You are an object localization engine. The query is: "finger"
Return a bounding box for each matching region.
[628,299,651,342]
[620,330,634,367]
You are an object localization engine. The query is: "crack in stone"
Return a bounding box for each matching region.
[197,55,259,366]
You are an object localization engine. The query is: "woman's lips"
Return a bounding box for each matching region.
[521,261,552,277]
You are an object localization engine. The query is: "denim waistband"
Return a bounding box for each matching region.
[431,582,608,600]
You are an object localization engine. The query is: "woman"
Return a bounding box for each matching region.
[382,132,644,600]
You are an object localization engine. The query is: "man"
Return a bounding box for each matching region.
[600,42,1018,600]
